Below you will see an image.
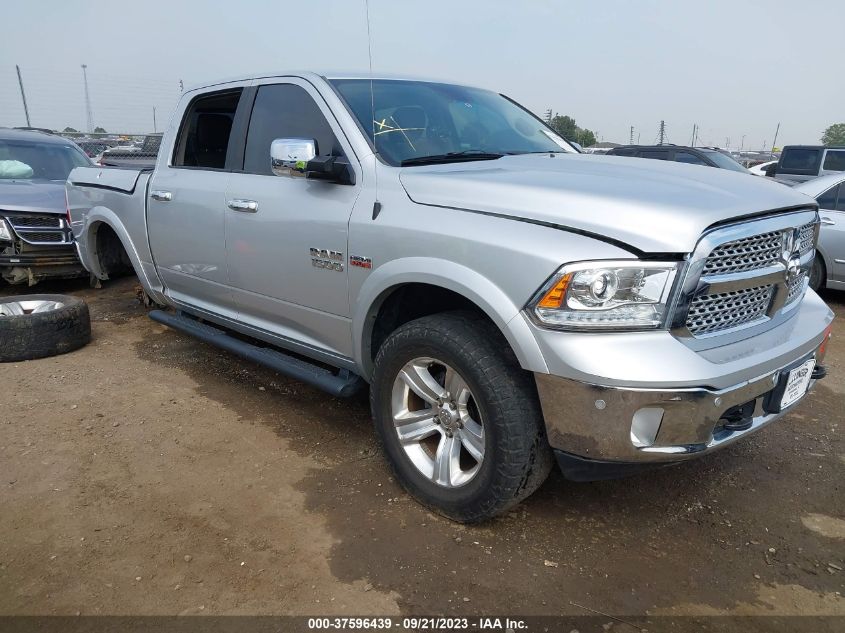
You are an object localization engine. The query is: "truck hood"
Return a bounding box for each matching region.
[0,180,66,215]
[398,154,815,253]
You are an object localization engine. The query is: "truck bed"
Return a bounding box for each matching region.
[66,166,162,299]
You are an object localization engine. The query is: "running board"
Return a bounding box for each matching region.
[148,310,364,397]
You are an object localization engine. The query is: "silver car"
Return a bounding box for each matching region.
[67,72,834,522]
[795,173,845,290]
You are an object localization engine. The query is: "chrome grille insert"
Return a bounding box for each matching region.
[786,272,807,305]
[673,209,819,344]
[686,285,774,336]
[702,231,782,275]
[798,222,815,255]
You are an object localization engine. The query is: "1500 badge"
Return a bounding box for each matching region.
[310,248,344,271]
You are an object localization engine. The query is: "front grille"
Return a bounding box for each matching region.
[702,231,782,275]
[3,214,70,245]
[786,272,807,305]
[19,231,64,243]
[7,215,62,228]
[798,222,815,255]
[685,284,774,336]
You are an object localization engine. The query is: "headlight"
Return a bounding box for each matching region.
[528,260,680,330]
[0,219,12,242]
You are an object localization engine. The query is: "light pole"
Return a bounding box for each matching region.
[81,64,94,133]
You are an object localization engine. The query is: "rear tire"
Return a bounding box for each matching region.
[0,294,91,362]
[809,253,826,292]
[370,311,553,523]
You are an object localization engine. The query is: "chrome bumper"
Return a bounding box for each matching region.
[535,325,832,466]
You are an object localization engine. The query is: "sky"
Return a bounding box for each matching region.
[1,0,843,150]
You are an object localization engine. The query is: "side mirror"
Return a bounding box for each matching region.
[271,138,317,177]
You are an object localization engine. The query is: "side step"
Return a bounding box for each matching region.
[148,310,364,397]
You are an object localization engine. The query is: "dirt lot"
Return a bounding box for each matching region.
[0,277,842,618]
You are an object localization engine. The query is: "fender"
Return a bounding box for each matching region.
[81,207,167,305]
[352,257,549,378]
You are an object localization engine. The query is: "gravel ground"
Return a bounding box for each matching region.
[0,277,842,618]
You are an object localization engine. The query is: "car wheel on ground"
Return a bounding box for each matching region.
[0,294,91,362]
[370,311,554,523]
[809,254,826,292]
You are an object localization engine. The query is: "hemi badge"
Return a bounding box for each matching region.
[349,255,372,269]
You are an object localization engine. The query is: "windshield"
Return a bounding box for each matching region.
[330,79,574,166]
[0,140,90,180]
[701,150,748,173]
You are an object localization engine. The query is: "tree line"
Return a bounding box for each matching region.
[545,112,597,148]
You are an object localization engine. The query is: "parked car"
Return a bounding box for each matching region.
[794,173,845,291]
[0,128,90,285]
[773,145,845,183]
[67,73,833,522]
[99,134,163,168]
[606,145,749,172]
[749,160,777,177]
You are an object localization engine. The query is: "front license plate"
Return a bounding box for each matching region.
[779,358,816,410]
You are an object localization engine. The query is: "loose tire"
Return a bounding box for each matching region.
[809,253,826,292]
[0,294,91,362]
[370,311,553,523]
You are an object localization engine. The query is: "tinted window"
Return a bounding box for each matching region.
[611,148,637,156]
[823,150,845,172]
[639,150,669,160]
[674,151,709,166]
[243,84,341,176]
[174,90,242,169]
[700,150,747,172]
[779,148,822,173]
[0,140,89,180]
[816,184,839,209]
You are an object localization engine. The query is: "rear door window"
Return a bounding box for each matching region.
[173,89,242,170]
[822,150,845,172]
[778,148,822,175]
[639,150,669,160]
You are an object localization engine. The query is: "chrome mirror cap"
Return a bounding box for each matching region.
[270,138,317,176]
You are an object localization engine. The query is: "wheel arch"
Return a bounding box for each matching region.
[80,209,165,301]
[352,258,548,380]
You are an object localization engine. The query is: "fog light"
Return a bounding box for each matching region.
[631,407,664,448]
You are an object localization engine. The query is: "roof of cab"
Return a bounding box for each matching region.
[184,71,481,94]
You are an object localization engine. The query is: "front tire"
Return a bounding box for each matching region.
[370,311,553,523]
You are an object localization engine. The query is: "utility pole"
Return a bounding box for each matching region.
[771,123,781,152]
[15,65,31,127]
[544,108,553,125]
[81,64,94,133]
[657,120,666,145]
[179,79,184,92]
[152,107,157,133]
[629,126,634,144]
[741,135,746,151]
[690,123,697,146]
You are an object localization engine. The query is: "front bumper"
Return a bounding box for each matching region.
[533,291,833,472]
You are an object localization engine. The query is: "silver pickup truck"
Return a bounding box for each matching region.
[67,72,834,522]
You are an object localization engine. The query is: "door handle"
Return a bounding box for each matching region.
[150,190,172,202]
[227,199,259,213]
[820,217,835,226]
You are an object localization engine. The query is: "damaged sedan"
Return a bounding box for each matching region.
[0,128,90,286]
